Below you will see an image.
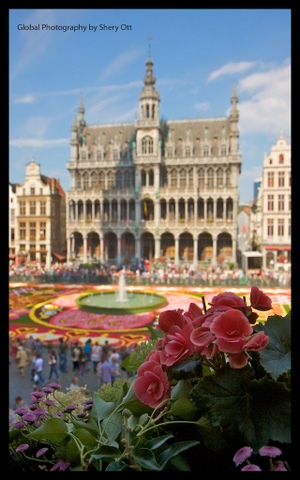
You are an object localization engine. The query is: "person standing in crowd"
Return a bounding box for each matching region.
[14,395,28,411]
[24,335,36,363]
[110,355,121,385]
[10,337,20,361]
[71,342,82,373]
[91,342,102,373]
[33,352,45,387]
[58,337,68,373]
[34,338,43,356]
[97,356,112,388]
[48,349,59,381]
[83,338,92,364]
[101,340,110,361]
[16,345,29,378]
[30,350,38,382]
[79,351,88,377]
[69,376,80,389]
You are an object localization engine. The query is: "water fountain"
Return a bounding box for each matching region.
[116,268,128,302]
[76,270,167,315]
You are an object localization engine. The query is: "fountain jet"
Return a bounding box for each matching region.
[116,268,128,302]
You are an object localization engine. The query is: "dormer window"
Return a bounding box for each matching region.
[142,136,154,154]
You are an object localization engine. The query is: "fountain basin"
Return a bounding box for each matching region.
[76,291,167,315]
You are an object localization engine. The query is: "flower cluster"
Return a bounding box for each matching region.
[233,445,290,471]
[9,287,291,472]
[134,286,271,408]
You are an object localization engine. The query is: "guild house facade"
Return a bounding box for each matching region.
[66,56,242,269]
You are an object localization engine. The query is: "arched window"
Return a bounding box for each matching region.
[142,136,154,154]
[207,168,214,188]
[216,168,223,187]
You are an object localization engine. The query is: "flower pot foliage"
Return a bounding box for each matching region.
[9,286,291,471]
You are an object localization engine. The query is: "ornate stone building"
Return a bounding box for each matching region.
[66,56,242,269]
[13,158,66,268]
[257,133,291,271]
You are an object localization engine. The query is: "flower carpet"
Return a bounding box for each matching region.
[9,282,291,350]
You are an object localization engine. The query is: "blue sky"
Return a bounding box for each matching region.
[9,8,291,204]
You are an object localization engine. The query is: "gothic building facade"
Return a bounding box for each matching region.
[66,56,242,269]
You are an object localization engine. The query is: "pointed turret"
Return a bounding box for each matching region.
[139,57,160,124]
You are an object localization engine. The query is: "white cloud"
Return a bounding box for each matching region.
[207,61,258,83]
[194,102,209,112]
[99,48,143,80]
[14,95,36,104]
[9,138,69,148]
[238,62,291,137]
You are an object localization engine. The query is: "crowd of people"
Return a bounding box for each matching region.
[9,333,136,423]
[9,261,290,287]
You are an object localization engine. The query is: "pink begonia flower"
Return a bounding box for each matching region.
[243,331,269,352]
[160,323,195,367]
[215,337,246,354]
[198,342,220,359]
[134,360,170,408]
[193,309,221,328]
[250,286,272,311]
[145,349,162,364]
[233,446,253,465]
[210,309,253,341]
[190,326,215,348]
[159,309,191,333]
[241,464,262,471]
[184,302,204,322]
[259,445,282,457]
[209,291,246,310]
[227,352,249,369]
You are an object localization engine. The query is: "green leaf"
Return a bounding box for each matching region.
[249,376,291,447]
[89,394,116,421]
[169,454,194,471]
[73,427,98,449]
[170,396,198,419]
[195,415,228,451]
[101,411,124,442]
[171,379,191,400]
[71,418,99,437]
[105,460,129,471]
[190,365,291,449]
[157,440,200,469]
[133,448,163,471]
[255,314,291,380]
[147,324,164,339]
[144,435,174,450]
[26,417,69,443]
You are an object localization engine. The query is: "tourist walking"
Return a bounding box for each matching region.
[83,338,92,363]
[79,351,88,377]
[101,340,110,361]
[110,355,121,385]
[16,345,29,378]
[24,335,36,363]
[71,342,82,373]
[58,337,68,373]
[48,349,59,380]
[34,338,43,355]
[30,351,38,381]
[91,342,102,373]
[97,356,113,388]
[33,352,45,387]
